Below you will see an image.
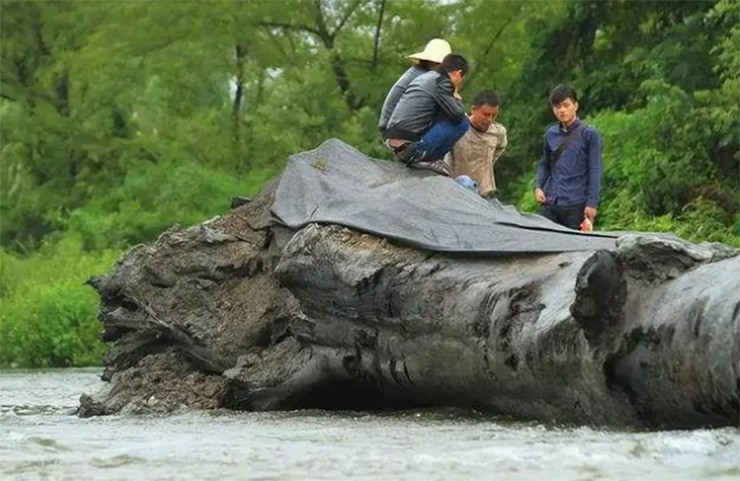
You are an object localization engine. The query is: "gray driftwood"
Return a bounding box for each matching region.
[80,180,739,429]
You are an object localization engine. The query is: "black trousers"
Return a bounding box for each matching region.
[539,204,585,230]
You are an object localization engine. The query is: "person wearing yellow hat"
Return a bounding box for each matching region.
[383,54,470,176]
[378,38,452,137]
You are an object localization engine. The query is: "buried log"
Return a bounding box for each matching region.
[79,139,739,428]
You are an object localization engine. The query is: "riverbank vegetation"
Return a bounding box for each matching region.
[1,0,737,367]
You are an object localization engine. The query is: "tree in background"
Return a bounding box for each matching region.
[500,0,738,241]
[0,0,737,367]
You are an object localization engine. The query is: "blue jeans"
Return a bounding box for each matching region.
[417,117,470,160]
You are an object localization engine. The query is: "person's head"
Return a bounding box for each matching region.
[469,90,500,132]
[438,54,469,89]
[549,84,579,125]
[408,38,451,69]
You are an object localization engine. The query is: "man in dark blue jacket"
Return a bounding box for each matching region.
[383,54,470,176]
[534,84,603,230]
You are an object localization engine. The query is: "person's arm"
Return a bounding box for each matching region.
[585,128,603,209]
[379,82,405,131]
[432,77,465,123]
[491,124,507,164]
[378,67,420,131]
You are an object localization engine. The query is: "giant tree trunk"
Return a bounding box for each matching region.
[80,150,739,429]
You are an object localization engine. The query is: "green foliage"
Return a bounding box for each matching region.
[507,0,738,247]
[65,159,276,251]
[1,0,738,366]
[0,280,106,368]
[0,234,120,367]
[513,79,739,246]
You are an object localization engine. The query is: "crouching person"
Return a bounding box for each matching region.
[383,54,470,176]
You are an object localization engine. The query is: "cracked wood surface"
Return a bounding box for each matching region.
[80,179,739,429]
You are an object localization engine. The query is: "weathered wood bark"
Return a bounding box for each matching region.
[79,179,739,429]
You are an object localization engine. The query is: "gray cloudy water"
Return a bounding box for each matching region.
[1,369,738,481]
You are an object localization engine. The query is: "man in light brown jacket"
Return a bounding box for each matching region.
[446,91,508,197]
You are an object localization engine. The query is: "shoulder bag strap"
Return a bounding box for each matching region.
[550,123,587,169]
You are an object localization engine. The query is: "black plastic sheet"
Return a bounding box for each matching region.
[271,139,618,254]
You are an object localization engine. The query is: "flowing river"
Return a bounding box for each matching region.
[1,369,738,481]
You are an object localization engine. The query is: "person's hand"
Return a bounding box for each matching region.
[534,188,547,204]
[584,206,597,221]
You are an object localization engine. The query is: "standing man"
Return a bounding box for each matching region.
[383,54,470,176]
[534,84,602,229]
[378,38,452,138]
[446,91,507,197]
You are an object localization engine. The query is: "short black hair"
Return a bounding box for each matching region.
[439,54,469,76]
[472,90,500,108]
[549,84,578,106]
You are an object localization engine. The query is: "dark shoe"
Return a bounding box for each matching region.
[391,141,422,164]
[410,158,452,176]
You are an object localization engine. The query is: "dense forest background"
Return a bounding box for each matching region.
[1,0,738,367]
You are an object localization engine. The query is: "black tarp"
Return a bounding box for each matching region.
[271,139,618,254]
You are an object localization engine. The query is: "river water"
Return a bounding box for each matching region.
[1,369,738,481]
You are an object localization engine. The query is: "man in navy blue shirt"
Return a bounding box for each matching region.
[534,84,603,230]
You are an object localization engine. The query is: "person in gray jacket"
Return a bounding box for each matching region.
[383,54,470,176]
[378,39,452,137]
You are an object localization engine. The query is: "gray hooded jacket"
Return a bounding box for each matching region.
[378,65,427,135]
[383,70,465,141]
